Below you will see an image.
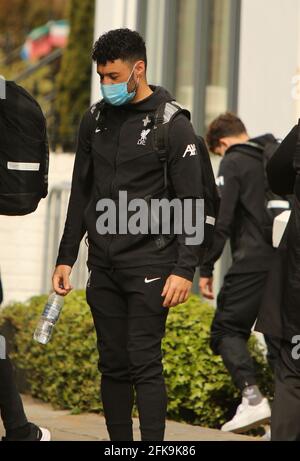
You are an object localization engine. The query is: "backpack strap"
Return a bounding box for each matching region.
[90,99,107,131]
[0,75,5,101]
[197,135,220,216]
[153,101,191,189]
[153,102,168,189]
[243,142,272,197]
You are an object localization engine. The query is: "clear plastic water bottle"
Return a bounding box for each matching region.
[33,293,64,344]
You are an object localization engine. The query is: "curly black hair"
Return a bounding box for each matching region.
[92,28,147,68]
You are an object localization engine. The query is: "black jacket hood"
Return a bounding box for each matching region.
[226,133,277,160]
[251,133,277,147]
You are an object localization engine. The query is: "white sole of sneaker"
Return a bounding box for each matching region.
[227,416,271,434]
[40,428,51,442]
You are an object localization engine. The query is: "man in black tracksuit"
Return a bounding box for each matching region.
[199,113,281,434]
[52,29,204,441]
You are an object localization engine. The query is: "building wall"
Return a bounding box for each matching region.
[0,153,75,307]
[238,0,300,138]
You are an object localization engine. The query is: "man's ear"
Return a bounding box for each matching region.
[219,137,229,150]
[135,60,146,78]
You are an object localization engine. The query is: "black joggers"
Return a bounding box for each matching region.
[0,354,28,432]
[210,271,279,391]
[86,264,173,442]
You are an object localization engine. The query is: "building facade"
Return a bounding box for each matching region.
[1,0,300,305]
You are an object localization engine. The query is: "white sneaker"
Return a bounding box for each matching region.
[39,427,51,441]
[261,427,271,441]
[221,398,271,433]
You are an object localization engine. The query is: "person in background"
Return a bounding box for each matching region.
[259,123,300,441]
[199,113,281,434]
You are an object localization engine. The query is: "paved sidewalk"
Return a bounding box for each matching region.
[0,395,258,441]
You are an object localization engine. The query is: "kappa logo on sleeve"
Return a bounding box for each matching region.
[182,144,197,158]
[216,176,225,187]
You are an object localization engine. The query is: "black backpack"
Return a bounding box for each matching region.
[151,101,220,249]
[0,81,49,216]
[229,138,290,245]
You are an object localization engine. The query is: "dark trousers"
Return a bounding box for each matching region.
[211,272,279,391]
[272,340,300,441]
[0,354,28,431]
[86,264,173,442]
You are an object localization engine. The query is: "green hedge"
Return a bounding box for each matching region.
[0,292,273,428]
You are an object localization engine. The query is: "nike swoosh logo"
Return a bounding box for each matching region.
[95,128,101,133]
[144,277,161,284]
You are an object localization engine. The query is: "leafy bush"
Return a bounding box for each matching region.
[0,292,273,428]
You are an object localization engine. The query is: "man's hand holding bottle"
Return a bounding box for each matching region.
[52,265,73,296]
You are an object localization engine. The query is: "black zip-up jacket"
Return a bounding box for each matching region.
[56,86,204,282]
[200,135,276,278]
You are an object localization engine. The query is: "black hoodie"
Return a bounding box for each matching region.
[200,135,277,278]
[56,86,204,281]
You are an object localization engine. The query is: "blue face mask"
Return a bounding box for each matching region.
[101,65,138,106]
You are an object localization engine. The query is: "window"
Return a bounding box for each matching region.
[205,0,241,129]
[173,0,241,133]
[174,0,198,112]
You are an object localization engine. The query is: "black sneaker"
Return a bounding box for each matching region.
[2,423,51,441]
